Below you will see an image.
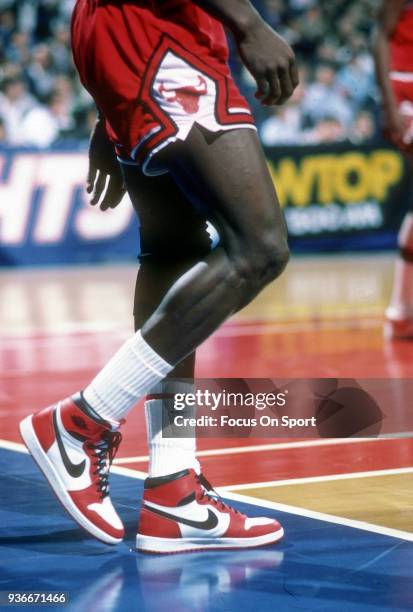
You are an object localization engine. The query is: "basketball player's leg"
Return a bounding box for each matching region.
[130,126,287,552]
[126,168,212,477]
[81,125,288,422]
[78,124,287,427]
[125,159,284,553]
[127,169,212,376]
[134,258,196,379]
[19,126,288,546]
[23,126,287,431]
[17,166,211,544]
[140,125,289,362]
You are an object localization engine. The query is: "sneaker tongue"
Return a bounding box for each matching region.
[64,406,111,441]
[87,418,123,444]
[89,418,122,440]
[71,394,121,436]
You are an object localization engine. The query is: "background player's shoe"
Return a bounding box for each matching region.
[384,307,413,339]
[19,394,124,545]
[136,469,284,553]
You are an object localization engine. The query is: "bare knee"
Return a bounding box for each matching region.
[226,235,290,307]
[258,236,290,284]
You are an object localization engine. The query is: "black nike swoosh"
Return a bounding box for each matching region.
[53,410,86,478]
[144,503,219,530]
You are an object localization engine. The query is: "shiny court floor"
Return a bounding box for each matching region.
[1,253,413,611]
[2,449,413,612]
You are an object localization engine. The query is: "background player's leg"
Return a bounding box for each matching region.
[134,263,195,377]
[386,153,413,336]
[129,169,213,376]
[140,126,289,362]
[126,169,211,476]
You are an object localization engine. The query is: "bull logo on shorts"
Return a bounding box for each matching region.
[158,76,208,114]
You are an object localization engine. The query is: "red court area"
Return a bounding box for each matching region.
[1,255,413,490]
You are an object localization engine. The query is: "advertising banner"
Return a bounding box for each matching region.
[0,148,139,266]
[0,142,410,265]
[267,141,411,251]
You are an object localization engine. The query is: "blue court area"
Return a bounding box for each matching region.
[1,448,412,612]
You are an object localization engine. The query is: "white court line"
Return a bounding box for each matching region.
[0,439,28,453]
[219,491,413,543]
[113,436,392,465]
[1,439,412,542]
[0,438,149,479]
[219,466,413,491]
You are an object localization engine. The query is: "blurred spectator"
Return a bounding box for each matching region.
[5,30,31,65]
[0,11,16,49]
[17,89,75,147]
[302,63,352,127]
[0,75,36,144]
[49,25,73,73]
[0,116,6,142]
[252,0,381,146]
[336,54,375,112]
[260,76,306,145]
[0,0,90,147]
[348,110,376,143]
[289,0,317,10]
[306,116,348,144]
[26,43,56,98]
[260,106,303,145]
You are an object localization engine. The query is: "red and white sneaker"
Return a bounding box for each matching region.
[19,393,124,545]
[136,469,284,553]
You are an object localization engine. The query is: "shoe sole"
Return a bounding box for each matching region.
[136,527,284,554]
[19,414,122,546]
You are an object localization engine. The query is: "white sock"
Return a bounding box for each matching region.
[145,380,200,478]
[389,212,413,318]
[83,330,172,423]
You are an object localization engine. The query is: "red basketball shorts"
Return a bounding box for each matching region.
[71,1,255,176]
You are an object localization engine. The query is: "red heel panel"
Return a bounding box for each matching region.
[32,406,56,452]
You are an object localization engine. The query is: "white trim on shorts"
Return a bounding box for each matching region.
[390,71,413,82]
[141,123,257,177]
